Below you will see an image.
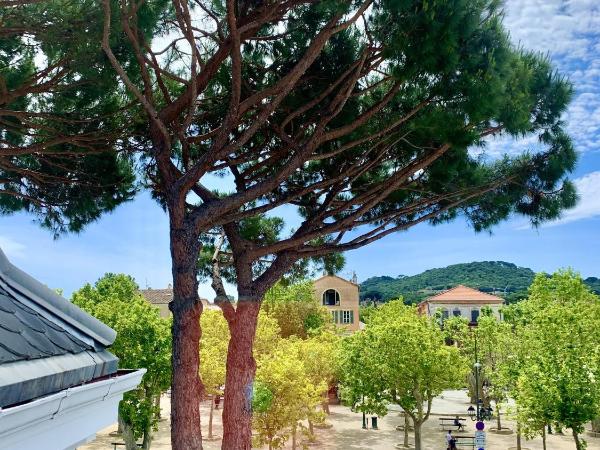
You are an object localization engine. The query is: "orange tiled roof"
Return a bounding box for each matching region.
[422,285,503,305]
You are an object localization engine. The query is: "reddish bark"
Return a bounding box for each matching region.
[169,232,204,450]
[170,300,203,449]
[221,301,261,450]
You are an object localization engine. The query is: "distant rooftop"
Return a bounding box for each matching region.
[422,285,503,305]
[139,287,216,309]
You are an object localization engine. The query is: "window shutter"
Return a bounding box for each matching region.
[334,310,339,323]
[350,310,354,324]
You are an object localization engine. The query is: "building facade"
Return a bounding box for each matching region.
[313,275,361,332]
[417,285,503,324]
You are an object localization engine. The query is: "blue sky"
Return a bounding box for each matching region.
[1,0,599,298]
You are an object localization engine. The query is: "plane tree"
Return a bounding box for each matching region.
[1,0,578,448]
[73,274,172,450]
[339,301,467,450]
[512,272,600,450]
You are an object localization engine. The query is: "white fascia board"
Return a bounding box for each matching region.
[0,369,145,450]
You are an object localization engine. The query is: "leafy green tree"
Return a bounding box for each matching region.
[512,271,600,450]
[4,1,578,448]
[252,339,325,450]
[358,304,380,324]
[262,281,332,338]
[443,312,515,430]
[340,301,467,450]
[73,274,171,450]
[337,331,389,417]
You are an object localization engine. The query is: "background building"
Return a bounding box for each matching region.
[417,285,503,324]
[140,285,217,317]
[314,274,361,332]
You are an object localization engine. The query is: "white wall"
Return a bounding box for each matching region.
[428,302,502,321]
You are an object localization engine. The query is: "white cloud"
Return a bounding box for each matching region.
[486,1,600,155]
[547,171,600,226]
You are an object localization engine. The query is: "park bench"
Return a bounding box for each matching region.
[453,435,476,449]
[439,417,466,431]
[111,442,143,449]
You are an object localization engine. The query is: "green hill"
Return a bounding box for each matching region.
[359,261,599,304]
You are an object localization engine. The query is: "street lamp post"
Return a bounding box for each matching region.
[362,393,367,429]
[474,361,482,421]
[472,326,482,422]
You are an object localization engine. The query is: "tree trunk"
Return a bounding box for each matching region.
[496,404,501,430]
[516,422,522,450]
[573,429,583,450]
[292,423,297,450]
[119,414,137,450]
[322,391,330,414]
[221,301,261,450]
[155,394,162,420]
[414,421,422,450]
[592,417,600,433]
[308,419,315,441]
[169,230,203,450]
[142,424,152,450]
[403,413,409,447]
[208,395,215,439]
[542,426,546,450]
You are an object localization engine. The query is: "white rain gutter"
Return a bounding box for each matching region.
[0,369,145,450]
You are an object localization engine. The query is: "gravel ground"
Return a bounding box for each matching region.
[79,391,600,450]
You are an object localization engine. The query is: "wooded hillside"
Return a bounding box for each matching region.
[360,261,599,304]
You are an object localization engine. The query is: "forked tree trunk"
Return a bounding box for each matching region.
[169,231,203,450]
[208,395,215,439]
[221,301,261,450]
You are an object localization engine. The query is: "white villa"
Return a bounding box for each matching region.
[417,285,504,324]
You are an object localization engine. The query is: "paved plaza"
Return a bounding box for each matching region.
[79,391,600,450]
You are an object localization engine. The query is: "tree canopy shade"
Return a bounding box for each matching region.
[1,0,578,448]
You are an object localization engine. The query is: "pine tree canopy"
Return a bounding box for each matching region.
[1,0,577,271]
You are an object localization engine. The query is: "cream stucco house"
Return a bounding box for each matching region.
[313,274,361,332]
[417,285,504,324]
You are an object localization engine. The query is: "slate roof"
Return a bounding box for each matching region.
[0,249,119,408]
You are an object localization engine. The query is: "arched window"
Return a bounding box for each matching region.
[322,289,340,306]
[453,308,461,317]
[471,308,480,323]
